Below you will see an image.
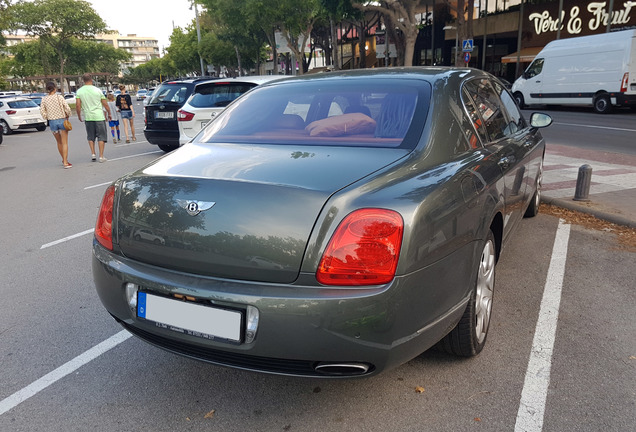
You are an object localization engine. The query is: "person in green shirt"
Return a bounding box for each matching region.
[75,73,112,162]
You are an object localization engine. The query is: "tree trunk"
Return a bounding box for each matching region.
[58,50,65,93]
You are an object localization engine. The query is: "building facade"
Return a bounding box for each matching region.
[96,32,160,73]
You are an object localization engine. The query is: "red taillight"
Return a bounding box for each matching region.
[95,185,115,250]
[177,109,194,121]
[6,110,16,115]
[620,72,629,93]
[317,209,404,286]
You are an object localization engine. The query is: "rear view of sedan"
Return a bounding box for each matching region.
[177,76,287,145]
[0,97,46,134]
[93,68,551,377]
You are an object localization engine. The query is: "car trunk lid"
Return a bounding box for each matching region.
[116,142,409,283]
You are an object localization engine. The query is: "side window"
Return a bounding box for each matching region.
[461,87,488,146]
[463,79,509,142]
[524,58,544,79]
[498,87,526,135]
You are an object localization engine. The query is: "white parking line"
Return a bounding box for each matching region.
[107,150,162,161]
[515,220,571,432]
[0,330,132,416]
[84,181,112,190]
[40,229,95,249]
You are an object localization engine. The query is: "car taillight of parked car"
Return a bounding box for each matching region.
[316,208,404,286]
[5,110,16,115]
[95,185,115,251]
[177,109,195,122]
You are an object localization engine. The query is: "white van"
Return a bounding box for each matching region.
[512,29,636,113]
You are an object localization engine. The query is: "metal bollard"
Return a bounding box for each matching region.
[573,164,593,201]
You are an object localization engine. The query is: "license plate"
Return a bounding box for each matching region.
[137,292,242,342]
[155,111,174,119]
[25,119,38,124]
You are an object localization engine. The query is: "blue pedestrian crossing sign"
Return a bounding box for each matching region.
[462,39,474,52]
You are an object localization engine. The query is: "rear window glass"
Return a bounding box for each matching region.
[147,83,194,105]
[189,83,257,108]
[8,99,38,108]
[197,79,428,149]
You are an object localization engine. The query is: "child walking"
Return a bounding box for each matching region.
[106,93,121,143]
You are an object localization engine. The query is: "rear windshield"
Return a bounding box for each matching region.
[147,82,194,105]
[8,99,38,108]
[197,79,429,149]
[189,82,257,108]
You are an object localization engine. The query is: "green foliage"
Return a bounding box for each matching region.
[124,57,177,84]
[165,26,201,76]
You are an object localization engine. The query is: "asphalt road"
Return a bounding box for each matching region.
[523,105,636,155]
[1,104,635,432]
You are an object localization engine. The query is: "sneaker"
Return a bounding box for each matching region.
[91,154,96,161]
[113,138,117,144]
[64,163,72,169]
[99,157,107,163]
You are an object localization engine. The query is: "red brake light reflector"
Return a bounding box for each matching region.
[620,73,629,93]
[5,110,16,115]
[317,209,404,286]
[177,109,194,121]
[95,185,115,250]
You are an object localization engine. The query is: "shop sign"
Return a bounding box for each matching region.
[524,1,636,45]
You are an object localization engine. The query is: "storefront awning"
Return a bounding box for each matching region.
[501,47,544,64]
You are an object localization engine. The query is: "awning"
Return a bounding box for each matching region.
[501,47,544,64]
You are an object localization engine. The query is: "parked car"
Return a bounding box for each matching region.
[133,228,165,245]
[25,93,46,106]
[178,76,288,145]
[143,77,216,152]
[136,89,148,101]
[0,97,47,134]
[63,93,76,105]
[93,68,552,377]
[143,88,155,107]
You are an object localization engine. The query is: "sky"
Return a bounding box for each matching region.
[87,0,199,54]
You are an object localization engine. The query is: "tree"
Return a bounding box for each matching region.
[352,0,426,67]
[9,0,107,92]
[165,26,201,76]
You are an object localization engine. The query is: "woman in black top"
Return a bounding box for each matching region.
[116,85,136,142]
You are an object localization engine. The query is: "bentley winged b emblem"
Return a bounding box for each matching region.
[176,199,216,216]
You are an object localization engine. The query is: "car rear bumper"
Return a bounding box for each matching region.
[16,121,46,130]
[615,93,636,107]
[93,241,471,377]
[144,129,179,146]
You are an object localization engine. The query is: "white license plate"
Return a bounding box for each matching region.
[25,119,38,124]
[155,111,174,119]
[137,292,242,342]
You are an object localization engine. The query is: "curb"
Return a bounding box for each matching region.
[541,196,636,229]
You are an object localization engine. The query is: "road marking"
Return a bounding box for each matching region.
[84,181,112,190]
[515,220,571,432]
[40,228,94,249]
[107,150,162,161]
[0,330,132,416]
[554,122,636,133]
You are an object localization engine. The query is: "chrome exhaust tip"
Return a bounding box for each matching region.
[314,362,372,376]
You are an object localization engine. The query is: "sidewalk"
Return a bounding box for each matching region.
[541,144,636,228]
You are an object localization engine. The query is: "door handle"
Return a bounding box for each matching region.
[523,140,534,149]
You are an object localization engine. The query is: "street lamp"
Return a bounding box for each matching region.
[443,25,458,66]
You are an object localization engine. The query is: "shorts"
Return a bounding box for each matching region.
[120,110,133,119]
[109,120,120,127]
[49,118,66,132]
[85,120,108,142]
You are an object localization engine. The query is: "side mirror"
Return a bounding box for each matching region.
[530,112,552,129]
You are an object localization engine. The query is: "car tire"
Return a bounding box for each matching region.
[593,93,612,114]
[439,230,496,357]
[524,159,543,218]
[36,125,46,131]
[158,144,179,153]
[513,92,525,109]
[134,235,141,241]
[1,120,12,135]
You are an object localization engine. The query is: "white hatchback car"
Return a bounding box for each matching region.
[0,97,47,135]
[177,76,288,145]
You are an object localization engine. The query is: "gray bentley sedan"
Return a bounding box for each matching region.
[93,68,552,377]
